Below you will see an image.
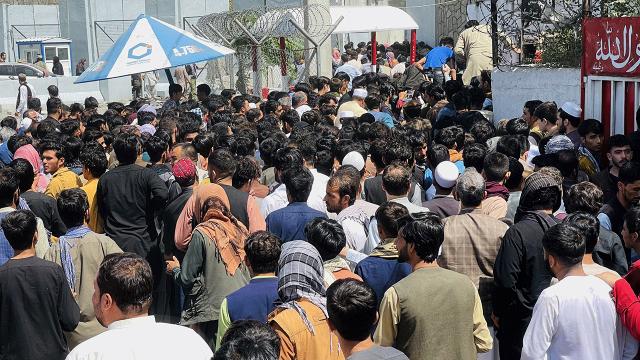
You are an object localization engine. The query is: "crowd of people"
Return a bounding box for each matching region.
[2,32,640,360]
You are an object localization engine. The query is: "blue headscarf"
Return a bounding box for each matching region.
[59,225,91,290]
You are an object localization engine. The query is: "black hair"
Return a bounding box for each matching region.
[524,100,543,115]
[468,119,495,145]
[231,96,247,113]
[177,115,201,142]
[451,91,471,111]
[428,143,450,169]
[215,320,280,360]
[244,231,281,274]
[281,109,300,129]
[259,137,282,168]
[36,119,59,139]
[542,223,585,266]
[399,212,444,262]
[208,148,237,179]
[435,126,464,150]
[564,212,599,254]
[382,162,411,196]
[232,135,257,157]
[27,97,41,111]
[506,118,530,136]
[375,202,409,238]
[578,118,603,137]
[7,135,31,154]
[47,85,59,96]
[328,165,361,206]
[327,279,378,341]
[305,218,347,261]
[443,79,463,100]
[57,188,88,228]
[97,253,153,313]
[384,139,414,166]
[46,97,62,115]
[113,133,140,165]
[625,206,640,234]
[168,84,183,97]
[483,152,509,182]
[191,133,214,158]
[608,134,630,151]
[196,84,211,97]
[86,114,106,130]
[283,166,314,203]
[78,144,106,178]
[533,101,558,125]
[144,136,168,164]
[463,143,488,173]
[439,36,454,47]
[619,161,640,185]
[1,116,17,130]
[496,135,522,159]
[273,147,304,172]
[137,111,156,126]
[1,210,37,251]
[504,157,524,191]
[84,96,99,109]
[9,158,34,193]
[0,167,18,209]
[565,181,603,214]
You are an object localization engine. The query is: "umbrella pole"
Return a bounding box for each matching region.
[165,69,175,86]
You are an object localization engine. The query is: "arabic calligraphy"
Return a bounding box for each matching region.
[587,18,640,76]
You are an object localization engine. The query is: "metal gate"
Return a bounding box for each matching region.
[584,77,640,137]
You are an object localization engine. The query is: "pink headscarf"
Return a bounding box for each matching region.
[14,144,48,192]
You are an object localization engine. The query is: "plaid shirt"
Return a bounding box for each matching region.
[438,208,509,319]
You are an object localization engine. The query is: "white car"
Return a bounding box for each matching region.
[0,62,46,81]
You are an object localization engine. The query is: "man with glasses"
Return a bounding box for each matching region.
[374,212,492,360]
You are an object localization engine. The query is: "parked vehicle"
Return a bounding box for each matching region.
[0,62,46,81]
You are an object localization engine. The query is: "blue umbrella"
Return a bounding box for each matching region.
[75,14,234,84]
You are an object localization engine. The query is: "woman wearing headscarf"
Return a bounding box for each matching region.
[166,187,250,350]
[52,56,64,76]
[269,241,344,360]
[386,51,399,68]
[14,144,48,192]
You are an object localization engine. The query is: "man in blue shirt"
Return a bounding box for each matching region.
[266,166,326,242]
[415,37,455,86]
[215,231,281,348]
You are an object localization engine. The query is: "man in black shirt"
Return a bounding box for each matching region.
[493,172,561,359]
[0,210,79,360]
[594,134,632,201]
[11,158,67,236]
[97,133,168,258]
[97,133,168,307]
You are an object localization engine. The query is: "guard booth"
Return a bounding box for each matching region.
[16,37,73,76]
[581,17,640,140]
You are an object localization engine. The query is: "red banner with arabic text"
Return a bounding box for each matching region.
[583,17,640,77]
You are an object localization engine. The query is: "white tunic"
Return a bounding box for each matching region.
[522,275,638,360]
[66,316,212,360]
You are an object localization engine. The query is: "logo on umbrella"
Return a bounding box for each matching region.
[128,43,153,60]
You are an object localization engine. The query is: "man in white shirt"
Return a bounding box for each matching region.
[293,91,311,117]
[15,74,35,116]
[383,163,430,214]
[521,223,637,360]
[325,165,377,252]
[66,253,212,360]
[261,147,327,218]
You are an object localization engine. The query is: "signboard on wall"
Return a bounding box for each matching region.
[583,17,640,77]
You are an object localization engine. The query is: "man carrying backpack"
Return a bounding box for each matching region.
[15,73,34,116]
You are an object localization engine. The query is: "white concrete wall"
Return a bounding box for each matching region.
[0,76,132,115]
[492,66,580,121]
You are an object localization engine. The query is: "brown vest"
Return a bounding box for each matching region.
[393,267,478,360]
